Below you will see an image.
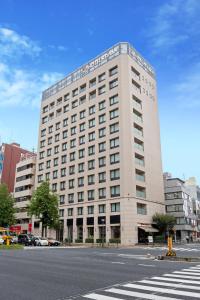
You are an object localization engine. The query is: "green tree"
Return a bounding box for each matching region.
[152,213,176,236]
[28,181,59,237]
[0,184,16,227]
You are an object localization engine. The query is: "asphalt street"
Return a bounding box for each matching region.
[0,245,200,300]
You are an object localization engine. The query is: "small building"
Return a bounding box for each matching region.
[13,153,36,234]
[163,173,199,242]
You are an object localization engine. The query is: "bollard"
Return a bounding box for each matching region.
[166,236,176,256]
[6,238,10,246]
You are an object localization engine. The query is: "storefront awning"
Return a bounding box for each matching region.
[138,225,159,233]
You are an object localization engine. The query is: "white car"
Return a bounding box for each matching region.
[0,237,4,245]
[34,237,49,246]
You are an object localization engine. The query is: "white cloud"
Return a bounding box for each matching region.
[0,27,42,59]
[0,62,62,107]
[148,0,200,50]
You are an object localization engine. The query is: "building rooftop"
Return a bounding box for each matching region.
[42,42,155,101]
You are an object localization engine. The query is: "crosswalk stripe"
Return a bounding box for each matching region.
[164,273,200,279]
[140,279,200,290]
[183,269,200,272]
[83,293,123,300]
[123,283,200,298]
[152,276,200,284]
[173,271,200,276]
[106,288,180,300]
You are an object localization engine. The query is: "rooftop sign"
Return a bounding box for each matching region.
[42,42,155,101]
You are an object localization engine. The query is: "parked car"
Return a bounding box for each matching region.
[0,236,4,245]
[18,234,33,246]
[10,235,18,244]
[34,237,49,246]
[48,238,61,246]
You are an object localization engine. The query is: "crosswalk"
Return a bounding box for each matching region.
[82,265,200,299]
[138,246,200,252]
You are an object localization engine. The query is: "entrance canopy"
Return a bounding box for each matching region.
[138,225,158,233]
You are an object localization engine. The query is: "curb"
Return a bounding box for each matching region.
[156,255,200,262]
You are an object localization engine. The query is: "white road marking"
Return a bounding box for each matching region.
[164,273,200,279]
[152,276,200,284]
[106,288,180,300]
[138,264,155,267]
[111,262,125,265]
[173,271,200,276]
[84,293,123,300]
[140,279,200,290]
[124,283,200,298]
[183,268,200,272]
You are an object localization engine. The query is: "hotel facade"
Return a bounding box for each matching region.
[35,42,164,245]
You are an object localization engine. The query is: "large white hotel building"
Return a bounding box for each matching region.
[36,42,164,245]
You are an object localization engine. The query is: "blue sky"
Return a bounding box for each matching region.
[0,0,199,183]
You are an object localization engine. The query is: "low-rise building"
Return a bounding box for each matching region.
[163,173,199,242]
[13,153,36,233]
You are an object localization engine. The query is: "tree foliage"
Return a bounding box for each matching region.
[0,184,16,227]
[152,213,176,234]
[27,181,59,236]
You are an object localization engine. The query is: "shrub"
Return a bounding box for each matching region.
[85,238,94,243]
[75,239,83,243]
[109,238,121,244]
[96,238,106,243]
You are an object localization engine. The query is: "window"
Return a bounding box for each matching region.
[99,100,106,110]
[47,149,51,158]
[78,192,84,202]
[69,179,74,189]
[99,156,106,167]
[49,113,54,121]
[110,137,119,149]
[54,145,59,154]
[39,151,44,159]
[99,142,106,152]
[176,217,185,225]
[48,137,52,145]
[99,127,106,138]
[110,122,119,134]
[64,93,70,101]
[70,152,75,161]
[63,130,68,139]
[46,160,51,168]
[49,102,55,110]
[78,177,84,187]
[135,153,144,166]
[98,85,106,95]
[110,153,120,164]
[71,126,76,135]
[62,142,67,151]
[89,105,95,115]
[89,131,95,142]
[40,141,45,150]
[109,66,118,76]
[89,78,96,87]
[89,90,96,100]
[88,206,94,215]
[80,122,85,132]
[79,95,86,105]
[46,172,50,180]
[71,114,77,123]
[111,202,120,212]
[80,110,86,119]
[135,169,145,182]
[59,209,64,217]
[110,169,120,180]
[69,165,75,175]
[38,175,43,183]
[72,88,78,97]
[89,118,95,128]
[63,118,68,127]
[99,172,106,183]
[88,175,95,185]
[42,116,48,124]
[55,134,60,142]
[133,95,142,110]
[98,72,105,82]
[68,208,73,216]
[79,135,85,145]
[110,186,120,197]
[110,108,119,119]
[61,168,66,177]
[166,204,183,212]
[77,207,83,215]
[136,186,146,198]
[39,163,44,171]
[43,105,48,113]
[99,114,106,124]
[72,100,78,108]
[131,66,140,80]
[109,78,118,89]
[79,149,85,158]
[41,129,46,137]
[68,193,74,203]
[88,145,95,156]
[99,188,106,199]
[80,84,86,93]
[56,108,62,117]
[60,195,65,205]
[133,109,143,123]
[109,94,118,106]
[61,155,67,164]
[99,204,106,213]
[132,79,141,93]
[52,183,57,192]
[88,190,95,201]
[53,170,58,179]
[137,203,146,215]
[134,138,144,151]
[88,159,95,170]
[54,158,58,166]
[70,139,76,148]
[48,125,53,134]
[63,104,69,113]
[134,123,143,137]
[78,162,84,172]
[60,181,66,191]
[56,122,60,130]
